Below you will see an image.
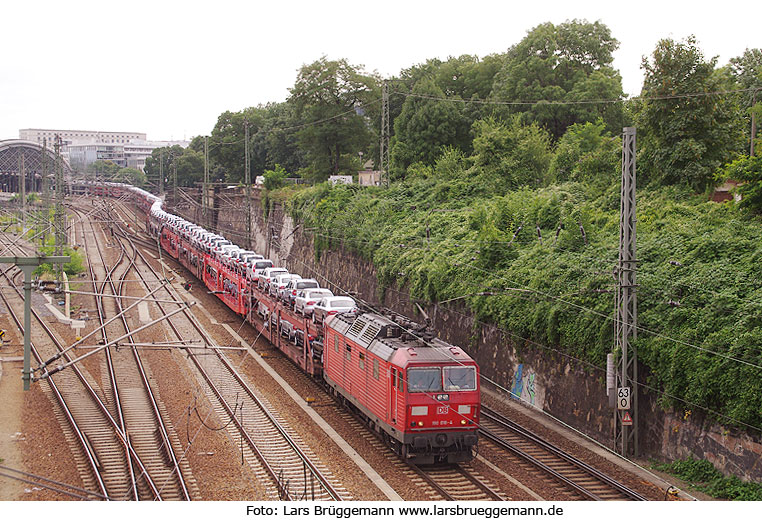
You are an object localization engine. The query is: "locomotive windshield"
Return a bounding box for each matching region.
[443,366,477,391]
[408,367,442,392]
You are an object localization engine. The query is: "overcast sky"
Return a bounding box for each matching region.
[1,0,758,142]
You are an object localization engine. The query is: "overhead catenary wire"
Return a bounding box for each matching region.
[0,464,109,501]
[272,231,762,435]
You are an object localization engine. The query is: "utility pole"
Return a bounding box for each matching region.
[41,138,49,251]
[159,150,164,194]
[18,153,26,233]
[244,120,251,249]
[0,256,70,390]
[380,80,390,187]
[54,135,66,276]
[203,136,209,229]
[615,127,638,457]
[172,155,178,206]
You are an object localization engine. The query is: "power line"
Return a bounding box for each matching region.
[267,234,762,435]
[391,86,761,107]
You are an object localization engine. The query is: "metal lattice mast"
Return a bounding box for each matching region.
[40,138,49,251]
[203,136,209,229]
[54,135,66,275]
[615,127,638,457]
[244,120,251,249]
[172,154,177,206]
[18,153,26,232]
[380,80,390,187]
[159,150,164,194]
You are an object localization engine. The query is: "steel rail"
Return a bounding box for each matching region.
[480,405,647,501]
[115,201,342,501]
[0,232,162,499]
[90,204,190,500]
[82,207,140,498]
[0,265,109,500]
[409,463,503,501]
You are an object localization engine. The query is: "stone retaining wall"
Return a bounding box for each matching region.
[172,188,762,483]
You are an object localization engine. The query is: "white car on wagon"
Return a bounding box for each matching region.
[311,296,357,324]
[294,288,334,316]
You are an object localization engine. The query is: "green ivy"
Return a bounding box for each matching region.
[281,155,762,430]
[653,458,762,500]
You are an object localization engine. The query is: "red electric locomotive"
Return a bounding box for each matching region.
[119,181,481,464]
[324,312,479,464]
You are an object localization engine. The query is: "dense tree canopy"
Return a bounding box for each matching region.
[490,20,624,139]
[635,36,743,191]
[391,78,471,175]
[288,57,379,180]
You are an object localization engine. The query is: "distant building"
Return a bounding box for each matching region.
[358,170,382,186]
[66,140,190,173]
[19,128,146,147]
[711,179,743,203]
[329,175,353,185]
[19,128,188,173]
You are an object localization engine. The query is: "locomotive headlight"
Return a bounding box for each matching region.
[418,421,424,427]
[435,394,449,401]
[461,420,467,425]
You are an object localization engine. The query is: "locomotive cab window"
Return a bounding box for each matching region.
[443,365,477,391]
[345,344,351,361]
[373,359,379,379]
[334,336,339,353]
[359,352,365,370]
[408,367,442,392]
[397,371,404,392]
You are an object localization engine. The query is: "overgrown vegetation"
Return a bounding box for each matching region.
[280,141,762,430]
[653,458,762,500]
[157,21,762,434]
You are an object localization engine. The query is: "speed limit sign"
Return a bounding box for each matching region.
[617,387,631,410]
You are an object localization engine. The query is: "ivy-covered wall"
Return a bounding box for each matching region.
[183,189,762,482]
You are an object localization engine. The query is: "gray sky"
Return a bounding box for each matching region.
[1,0,758,142]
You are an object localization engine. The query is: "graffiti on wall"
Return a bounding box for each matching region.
[511,363,537,405]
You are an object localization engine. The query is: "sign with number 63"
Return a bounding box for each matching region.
[617,387,631,410]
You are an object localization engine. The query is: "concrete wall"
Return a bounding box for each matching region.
[173,189,762,483]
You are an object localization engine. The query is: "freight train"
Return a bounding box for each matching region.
[83,182,480,464]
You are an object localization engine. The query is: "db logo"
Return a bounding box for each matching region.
[437,406,448,415]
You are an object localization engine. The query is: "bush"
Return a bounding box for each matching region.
[284,145,762,430]
[262,165,289,191]
[653,458,762,500]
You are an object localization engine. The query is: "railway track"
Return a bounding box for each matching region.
[479,405,647,501]
[106,200,348,501]
[72,202,194,500]
[411,463,504,501]
[0,236,144,500]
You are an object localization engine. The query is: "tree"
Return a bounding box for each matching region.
[717,155,762,212]
[550,120,621,190]
[728,48,762,154]
[254,102,306,175]
[144,145,186,189]
[469,116,553,190]
[115,167,146,187]
[390,78,471,176]
[288,57,379,181]
[88,160,119,176]
[262,164,289,191]
[175,149,204,187]
[208,107,269,183]
[635,36,743,191]
[490,20,624,139]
